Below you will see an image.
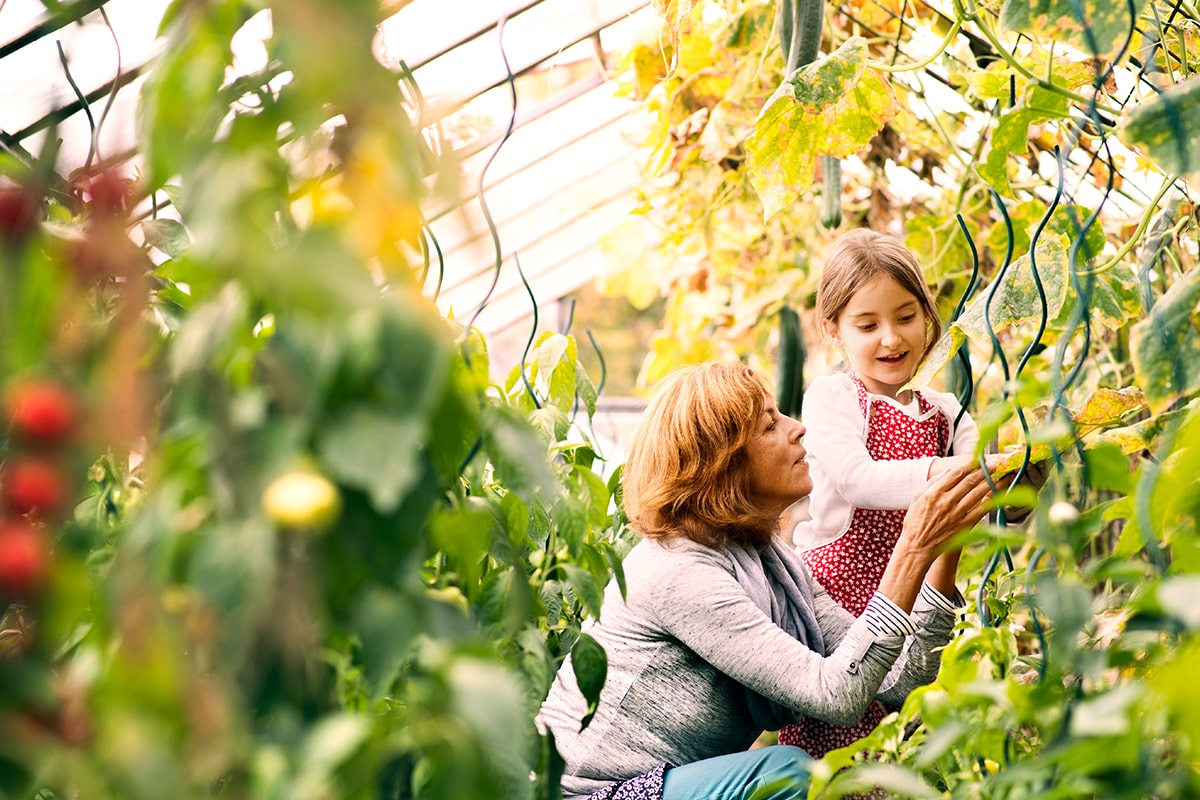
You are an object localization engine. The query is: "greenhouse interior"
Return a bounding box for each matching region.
[1,0,1199,797]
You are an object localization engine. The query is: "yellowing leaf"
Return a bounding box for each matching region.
[597,219,667,309]
[1131,265,1200,414]
[745,37,899,220]
[1073,386,1147,428]
[1120,76,1200,176]
[1000,0,1149,59]
[699,99,757,163]
[990,386,1149,476]
[653,0,699,72]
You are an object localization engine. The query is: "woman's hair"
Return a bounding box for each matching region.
[816,228,942,364]
[621,362,783,550]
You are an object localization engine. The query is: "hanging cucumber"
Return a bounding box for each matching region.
[782,0,839,228]
[775,304,806,418]
[820,155,842,229]
[777,0,795,71]
[790,0,824,72]
[774,0,823,413]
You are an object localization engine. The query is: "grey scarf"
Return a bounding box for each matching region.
[727,536,825,731]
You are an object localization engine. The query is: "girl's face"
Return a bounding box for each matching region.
[745,394,811,514]
[824,274,929,399]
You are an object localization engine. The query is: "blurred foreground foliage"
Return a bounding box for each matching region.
[0,1,629,798]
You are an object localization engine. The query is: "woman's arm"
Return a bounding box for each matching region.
[651,547,907,727]
[877,582,962,706]
[875,462,994,612]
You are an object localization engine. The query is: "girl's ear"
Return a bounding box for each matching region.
[821,318,840,346]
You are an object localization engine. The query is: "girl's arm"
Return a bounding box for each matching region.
[920,396,998,479]
[804,376,940,509]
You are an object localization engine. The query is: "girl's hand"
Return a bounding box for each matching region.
[927,452,1006,480]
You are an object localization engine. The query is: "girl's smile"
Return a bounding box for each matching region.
[825,274,930,399]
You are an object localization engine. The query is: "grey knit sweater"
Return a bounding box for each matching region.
[535,537,958,799]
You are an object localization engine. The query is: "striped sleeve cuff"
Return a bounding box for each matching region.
[862,592,919,638]
[919,581,963,614]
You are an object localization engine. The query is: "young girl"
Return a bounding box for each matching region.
[778,228,997,760]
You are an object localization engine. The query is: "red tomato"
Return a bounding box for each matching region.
[0,519,50,599]
[4,381,76,444]
[2,458,68,516]
[0,184,40,246]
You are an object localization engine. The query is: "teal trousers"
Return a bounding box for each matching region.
[662,745,813,800]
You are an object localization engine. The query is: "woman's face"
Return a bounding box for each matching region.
[745,394,811,514]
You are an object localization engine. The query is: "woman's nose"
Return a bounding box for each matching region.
[789,417,805,440]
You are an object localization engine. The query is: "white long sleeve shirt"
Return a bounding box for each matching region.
[794,372,980,551]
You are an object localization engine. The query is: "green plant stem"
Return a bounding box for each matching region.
[1084,174,1179,274]
[869,20,962,73]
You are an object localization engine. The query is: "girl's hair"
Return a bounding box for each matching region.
[816,228,942,363]
[622,362,782,550]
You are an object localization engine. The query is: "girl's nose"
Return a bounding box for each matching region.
[880,326,901,347]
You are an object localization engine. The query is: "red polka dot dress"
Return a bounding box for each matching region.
[778,376,951,759]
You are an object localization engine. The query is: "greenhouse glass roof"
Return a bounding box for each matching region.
[0,0,652,347]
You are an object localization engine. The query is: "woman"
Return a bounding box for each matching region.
[536,362,996,800]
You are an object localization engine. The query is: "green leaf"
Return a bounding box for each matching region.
[745,37,898,219]
[1121,75,1200,175]
[1000,0,1148,58]
[979,86,1070,197]
[576,362,599,421]
[558,562,604,620]
[598,541,629,600]
[543,335,578,411]
[1156,577,1200,630]
[428,503,493,596]
[317,407,423,514]
[986,202,1105,270]
[569,633,608,730]
[565,466,611,529]
[529,405,571,444]
[1150,639,1200,757]
[477,568,537,637]
[1068,684,1142,737]
[824,764,941,799]
[446,658,535,800]
[139,9,235,188]
[481,405,560,503]
[141,218,192,259]
[297,713,372,778]
[168,282,248,380]
[1084,441,1135,494]
[553,495,590,555]
[1130,266,1200,414]
[500,492,531,545]
[352,588,419,699]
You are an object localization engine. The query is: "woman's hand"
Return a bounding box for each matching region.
[904,463,997,557]
[877,463,997,612]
